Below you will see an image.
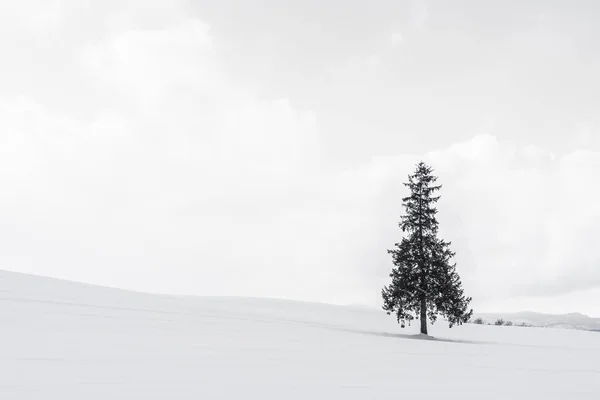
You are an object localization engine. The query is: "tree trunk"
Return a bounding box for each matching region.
[420,297,428,335]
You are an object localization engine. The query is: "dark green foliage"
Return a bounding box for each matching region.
[382,162,472,335]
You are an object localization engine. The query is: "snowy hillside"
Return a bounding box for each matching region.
[0,270,598,399]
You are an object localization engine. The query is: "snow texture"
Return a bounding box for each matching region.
[0,270,598,399]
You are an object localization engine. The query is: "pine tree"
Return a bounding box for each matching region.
[382,162,472,335]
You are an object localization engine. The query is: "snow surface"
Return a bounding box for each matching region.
[1,270,599,399]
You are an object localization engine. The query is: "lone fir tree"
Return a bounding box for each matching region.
[382,162,472,335]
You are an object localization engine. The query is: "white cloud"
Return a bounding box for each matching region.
[80,18,216,105]
[408,0,428,30]
[0,4,324,300]
[0,0,64,35]
[391,32,404,47]
[1,0,599,315]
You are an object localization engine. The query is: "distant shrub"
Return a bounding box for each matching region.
[493,319,514,326]
[473,317,484,325]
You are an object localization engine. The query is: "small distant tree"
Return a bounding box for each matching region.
[382,162,473,335]
[495,318,505,326]
[473,317,484,325]
[505,320,513,326]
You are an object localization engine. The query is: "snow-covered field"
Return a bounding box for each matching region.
[0,270,598,399]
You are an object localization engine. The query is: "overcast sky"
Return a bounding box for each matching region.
[1,0,599,316]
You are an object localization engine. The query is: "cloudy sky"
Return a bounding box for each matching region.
[1,0,599,316]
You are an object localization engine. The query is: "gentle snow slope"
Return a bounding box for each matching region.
[0,270,598,399]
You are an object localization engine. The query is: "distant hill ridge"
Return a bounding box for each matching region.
[472,311,600,331]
